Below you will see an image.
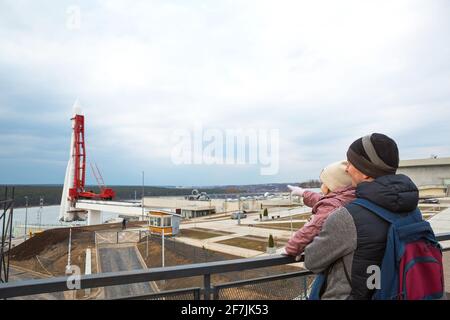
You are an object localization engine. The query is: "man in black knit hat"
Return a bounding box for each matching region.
[346,133,400,186]
[304,133,420,299]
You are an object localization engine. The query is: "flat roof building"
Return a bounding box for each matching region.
[181,207,216,219]
[397,157,450,197]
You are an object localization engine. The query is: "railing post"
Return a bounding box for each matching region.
[302,275,308,299]
[203,274,211,300]
[194,288,201,300]
[213,286,219,300]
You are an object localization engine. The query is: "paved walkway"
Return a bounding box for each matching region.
[444,252,450,298]
[429,207,450,249]
[177,226,292,258]
[175,206,311,258]
[97,245,158,299]
[429,208,450,234]
[175,236,264,258]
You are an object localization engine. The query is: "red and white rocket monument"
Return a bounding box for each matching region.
[59,101,115,222]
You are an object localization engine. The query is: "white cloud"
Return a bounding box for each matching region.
[1,0,450,184]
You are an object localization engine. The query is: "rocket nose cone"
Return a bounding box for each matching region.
[72,99,83,115]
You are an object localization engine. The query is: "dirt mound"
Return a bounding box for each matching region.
[10,228,72,261]
[9,221,143,261]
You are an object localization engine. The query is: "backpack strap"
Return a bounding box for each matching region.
[352,198,400,223]
[352,198,423,228]
[319,260,337,298]
[341,259,352,287]
[323,259,352,297]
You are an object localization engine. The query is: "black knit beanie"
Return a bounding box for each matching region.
[346,133,399,178]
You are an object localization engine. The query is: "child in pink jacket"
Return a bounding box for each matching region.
[284,160,356,257]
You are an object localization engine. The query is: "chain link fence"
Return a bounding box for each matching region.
[95,230,144,245]
[119,287,201,300]
[147,235,233,264]
[142,235,314,300]
[213,272,313,300]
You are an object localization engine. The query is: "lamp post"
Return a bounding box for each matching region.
[238,195,241,225]
[24,196,28,240]
[288,207,295,236]
[141,171,145,221]
[66,227,72,273]
[162,228,165,268]
[290,211,293,236]
[146,216,150,259]
[146,228,149,259]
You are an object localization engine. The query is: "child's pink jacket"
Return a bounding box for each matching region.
[285,185,356,256]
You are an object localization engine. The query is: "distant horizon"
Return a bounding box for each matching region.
[0,181,317,188]
[2,1,450,186]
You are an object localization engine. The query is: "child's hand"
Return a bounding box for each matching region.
[276,247,289,256]
[287,185,306,197]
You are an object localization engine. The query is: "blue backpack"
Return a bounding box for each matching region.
[309,198,444,300]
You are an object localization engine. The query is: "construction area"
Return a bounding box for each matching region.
[5,194,450,300]
[6,207,312,300]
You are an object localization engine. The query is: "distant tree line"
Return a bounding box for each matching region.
[298,179,322,188]
[1,179,322,208]
[0,185,238,208]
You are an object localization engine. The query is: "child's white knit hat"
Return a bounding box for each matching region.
[319,160,352,192]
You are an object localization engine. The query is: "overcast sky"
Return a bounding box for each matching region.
[1,0,450,186]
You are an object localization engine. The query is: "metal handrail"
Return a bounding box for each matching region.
[0,232,449,299]
[0,254,297,299]
[116,287,202,300]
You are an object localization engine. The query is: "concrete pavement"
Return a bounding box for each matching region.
[97,245,158,299]
[429,207,450,249]
[173,206,312,258]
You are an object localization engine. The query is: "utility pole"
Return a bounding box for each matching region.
[146,213,150,259]
[37,197,44,229]
[24,196,28,240]
[66,228,72,272]
[146,229,149,259]
[162,228,165,268]
[289,208,295,236]
[290,211,293,236]
[142,171,145,221]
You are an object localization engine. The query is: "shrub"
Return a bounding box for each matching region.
[268,234,274,248]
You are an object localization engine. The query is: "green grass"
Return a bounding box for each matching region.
[217,235,286,251]
[250,222,306,231]
[178,228,231,240]
[217,237,268,252]
[277,213,311,221]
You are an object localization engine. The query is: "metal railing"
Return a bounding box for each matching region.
[213,270,314,300]
[0,233,449,300]
[117,287,201,300]
[1,187,14,284]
